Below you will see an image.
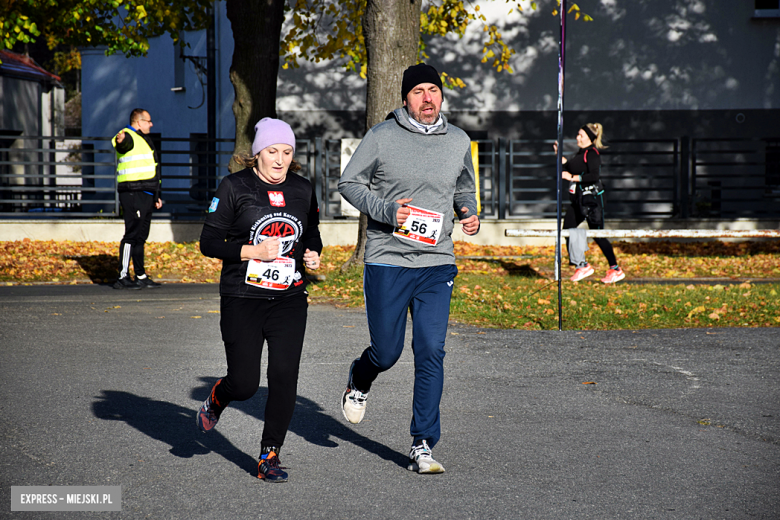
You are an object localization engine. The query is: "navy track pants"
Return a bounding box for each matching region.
[351,263,458,448]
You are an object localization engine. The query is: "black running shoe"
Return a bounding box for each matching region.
[258,449,288,483]
[196,379,224,432]
[137,276,162,288]
[113,277,142,290]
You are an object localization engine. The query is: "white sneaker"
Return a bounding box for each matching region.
[407,440,445,474]
[341,359,368,424]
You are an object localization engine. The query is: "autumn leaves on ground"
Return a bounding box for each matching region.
[1,239,779,330]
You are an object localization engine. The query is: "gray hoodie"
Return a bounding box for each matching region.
[338,108,479,267]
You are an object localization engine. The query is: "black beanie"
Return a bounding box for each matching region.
[401,63,443,101]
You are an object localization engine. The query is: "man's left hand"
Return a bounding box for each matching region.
[459,207,480,236]
[155,198,163,210]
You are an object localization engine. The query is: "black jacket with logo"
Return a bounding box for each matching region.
[200,168,323,299]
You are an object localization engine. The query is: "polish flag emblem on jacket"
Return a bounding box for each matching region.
[268,191,285,207]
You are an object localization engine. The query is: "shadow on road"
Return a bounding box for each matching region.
[90,377,408,477]
[92,389,257,476]
[191,377,408,470]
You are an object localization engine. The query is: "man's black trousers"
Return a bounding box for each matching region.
[118,191,155,278]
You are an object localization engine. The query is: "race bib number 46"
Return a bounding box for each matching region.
[393,205,443,246]
[245,258,296,290]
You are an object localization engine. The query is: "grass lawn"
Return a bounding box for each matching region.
[2,239,778,330]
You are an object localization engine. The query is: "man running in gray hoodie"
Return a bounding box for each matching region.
[339,63,480,474]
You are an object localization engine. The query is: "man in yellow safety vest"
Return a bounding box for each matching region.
[112,108,163,289]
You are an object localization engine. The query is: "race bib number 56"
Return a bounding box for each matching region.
[393,205,443,246]
[245,258,296,290]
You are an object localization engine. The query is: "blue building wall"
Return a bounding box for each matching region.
[80,1,235,208]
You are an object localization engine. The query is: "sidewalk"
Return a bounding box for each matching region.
[1,284,778,518]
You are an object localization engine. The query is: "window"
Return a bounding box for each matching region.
[766,139,780,197]
[754,0,780,18]
[172,42,186,92]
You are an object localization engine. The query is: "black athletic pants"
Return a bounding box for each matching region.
[563,199,618,267]
[118,191,155,278]
[214,292,308,450]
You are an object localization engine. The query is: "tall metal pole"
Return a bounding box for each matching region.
[555,0,567,331]
[207,4,217,198]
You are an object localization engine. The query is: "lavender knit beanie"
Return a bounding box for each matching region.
[252,118,296,156]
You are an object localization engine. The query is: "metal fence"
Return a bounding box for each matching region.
[1,134,778,219]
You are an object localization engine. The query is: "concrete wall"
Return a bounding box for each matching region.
[277,0,780,139]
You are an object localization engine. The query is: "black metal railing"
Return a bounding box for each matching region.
[1,134,778,219]
[690,137,780,218]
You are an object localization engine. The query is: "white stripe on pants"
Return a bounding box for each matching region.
[119,243,132,279]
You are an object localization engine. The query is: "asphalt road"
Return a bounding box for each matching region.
[1,284,778,519]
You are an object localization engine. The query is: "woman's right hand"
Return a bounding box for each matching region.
[241,237,280,261]
[553,141,568,164]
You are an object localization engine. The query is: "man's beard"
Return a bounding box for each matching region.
[409,104,440,125]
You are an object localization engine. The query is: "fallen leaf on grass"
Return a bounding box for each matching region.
[687,306,706,319]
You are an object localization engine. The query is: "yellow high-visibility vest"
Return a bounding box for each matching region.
[112,129,157,183]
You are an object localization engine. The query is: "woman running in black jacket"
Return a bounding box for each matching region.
[196,118,323,482]
[554,123,625,283]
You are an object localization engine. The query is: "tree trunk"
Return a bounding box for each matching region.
[225,0,285,172]
[342,0,421,271]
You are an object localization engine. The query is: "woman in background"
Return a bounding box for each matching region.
[554,123,625,284]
